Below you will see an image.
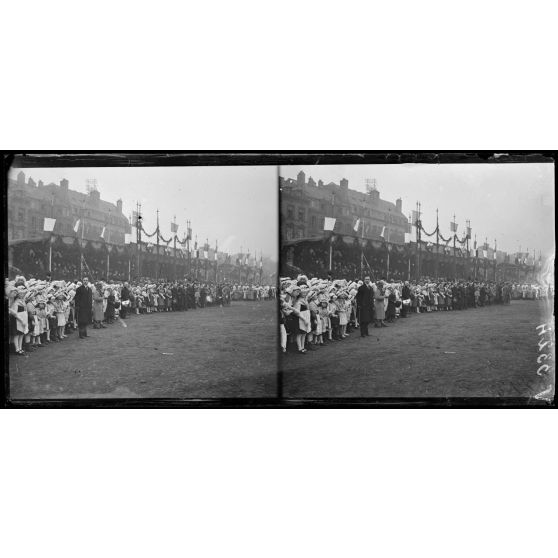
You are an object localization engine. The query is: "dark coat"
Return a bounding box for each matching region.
[356,284,374,323]
[75,285,92,326]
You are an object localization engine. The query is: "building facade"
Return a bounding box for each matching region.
[8,171,130,244]
[280,171,408,244]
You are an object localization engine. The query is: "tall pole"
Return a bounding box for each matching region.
[173,215,177,281]
[136,202,142,281]
[452,213,457,280]
[360,220,364,277]
[494,238,497,281]
[48,195,54,275]
[474,234,478,280]
[156,208,160,281]
[214,239,218,283]
[239,246,243,285]
[435,208,440,279]
[466,219,470,279]
[385,217,390,279]
[187,220,191,279]
[106,221,110,281]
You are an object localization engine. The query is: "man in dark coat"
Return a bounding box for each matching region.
[120,282,130,319]
[356,276,375,337]
[401,281,411,318]
[75,276,93,339]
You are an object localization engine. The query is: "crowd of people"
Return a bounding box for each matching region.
[6,274,276,356]
[279,274,554,354]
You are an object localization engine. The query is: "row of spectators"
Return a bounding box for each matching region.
[279,274,553,354]
[6,274,276,355]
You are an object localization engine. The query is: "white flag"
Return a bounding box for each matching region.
[214,252,218,261]
[204,250,209,259]
[493,251,497,261]
[353,218,360,232]
[73,219,80,233]
[43,217,56,232]
[380,226,386,238]
[482,249,488,259]
[100,226,106,239]
[323,217,336,231]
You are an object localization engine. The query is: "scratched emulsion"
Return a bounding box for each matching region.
[8,301,277,399]
[282,298,554,399]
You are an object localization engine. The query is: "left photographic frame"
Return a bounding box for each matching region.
[3,154,279,405]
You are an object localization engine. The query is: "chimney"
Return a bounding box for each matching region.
[318,179,324,188]
[297,170,306,187]
[60,178,69,192]
[89,188,100,204]
[38,180,44,188]
[17,171,26,185]
[28,177,37,187]
[396,198,402,213]
[340,178,349,190]
[116,199,123,213]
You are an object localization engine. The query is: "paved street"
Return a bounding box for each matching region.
[282,299,555,399]
[8,301,277,400]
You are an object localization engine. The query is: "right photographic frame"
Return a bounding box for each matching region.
[278,154,555,404]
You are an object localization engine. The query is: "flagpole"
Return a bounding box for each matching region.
[215,239,218,283]
[136,202,142,281]
[173,215,177,281]
[239,246,243,285]
[452,213,457,280]
[106,220,110,281]
[156,208,160,282]
[435,209,439,279]
[466,220,470,279]
[187,221,191,279]
[494,238,497,281]
[48,195,54,275]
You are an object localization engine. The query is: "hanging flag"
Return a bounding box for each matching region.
[380,226,386,239]
[214,251,218,262]
[170,222,178,233]
[260,256,263,269]
[466,226,472,239]
[245,254,249,266]
[482,249,488,258]
[450,221,458,232]
[187,228,192,241]
[353,218,360,232]
[132,211,139,223]
[406,219,412,234]
[324,217,336,231]
[100,227,106,240]
[203,249,209,259]
[43,217,56,232]
[411,210,419,224]
[73,219,81,233]
[493,251,497,261]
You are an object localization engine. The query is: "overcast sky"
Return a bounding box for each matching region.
[281,163,555,257]
[10,166,278,260]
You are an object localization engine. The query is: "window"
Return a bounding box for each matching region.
[287,205,294,219]
[297,227,304,239]
[286,224,294,240]
[17,208,25,222]
[311,215,316,228]
[31,216,38,232]
[297,208,305,221]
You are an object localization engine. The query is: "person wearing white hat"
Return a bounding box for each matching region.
[9,289,28,354]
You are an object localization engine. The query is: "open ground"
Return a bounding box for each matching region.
[281,299,555,400]
[8,301,277,400]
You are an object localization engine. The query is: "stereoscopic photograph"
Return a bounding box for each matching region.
[5,161,278,400]
[279,161,555,401]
